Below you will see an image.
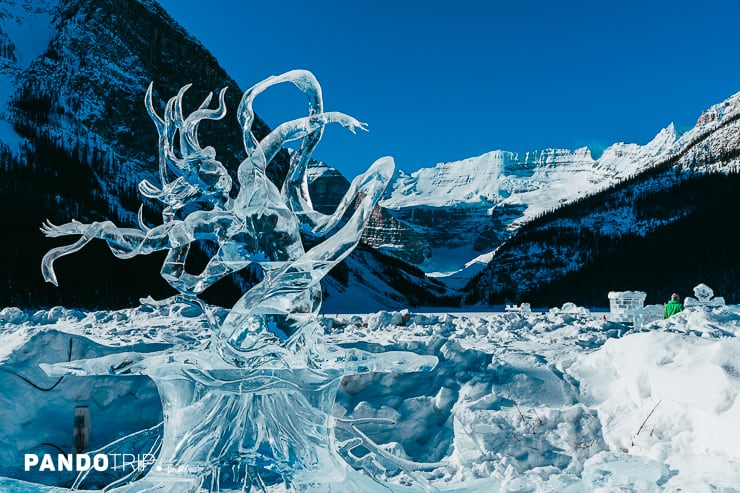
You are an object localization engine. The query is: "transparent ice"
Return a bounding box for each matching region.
[684,283,726,308]
[40,70,439,492]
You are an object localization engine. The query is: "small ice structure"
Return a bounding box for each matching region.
[684,283,726,309]
[38,70,437,492]
[505,302,532,315]
[608,291,646,326]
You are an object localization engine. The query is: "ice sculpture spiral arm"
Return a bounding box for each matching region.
[235,69,374,238]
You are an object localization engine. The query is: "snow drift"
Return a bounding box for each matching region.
[1,302,738,491]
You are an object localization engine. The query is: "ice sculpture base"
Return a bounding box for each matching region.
[41,343,437,492]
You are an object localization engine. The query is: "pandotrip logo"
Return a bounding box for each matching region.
[24,453,156,473]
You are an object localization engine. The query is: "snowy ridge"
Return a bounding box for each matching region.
[382,123,678,217]
[1,302,739,490]
[382,87,740,215]
[464,107,740,308]
[361,118,686,279]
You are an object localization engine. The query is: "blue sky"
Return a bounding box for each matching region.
[157,0,740,177]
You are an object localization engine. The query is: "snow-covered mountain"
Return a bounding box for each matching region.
[362,124,677,280]
[385,125,676,211]
[0,0,738,311]
[309,89,740,308]
[318,89,738,292]
[464,92,740,307]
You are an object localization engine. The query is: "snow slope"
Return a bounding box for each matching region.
[0,0,57,151]
[362,121,682,281]
[361,90,740,287]
[1,300,738,491]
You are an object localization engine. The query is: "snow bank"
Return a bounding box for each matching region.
[328,305,740,491]
[0,302,215,488]
[0,303,738,491]
[572,330,740,491]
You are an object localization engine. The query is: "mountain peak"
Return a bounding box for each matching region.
[644,122,678,156]
[695,90,740,127]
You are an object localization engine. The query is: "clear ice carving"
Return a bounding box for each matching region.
[684,283,726,308]
[40,70,438,492]
[607,291,647,326]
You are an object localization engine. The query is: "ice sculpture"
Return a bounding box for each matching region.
[684,283,726,308]
[607,290,647,326]
[40,70,438,492]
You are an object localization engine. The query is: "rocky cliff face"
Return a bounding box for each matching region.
[306,161,350,214]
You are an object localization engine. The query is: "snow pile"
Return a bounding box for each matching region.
[327,305,740,491]
[572,330,740,490]
[0,303,739,491]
